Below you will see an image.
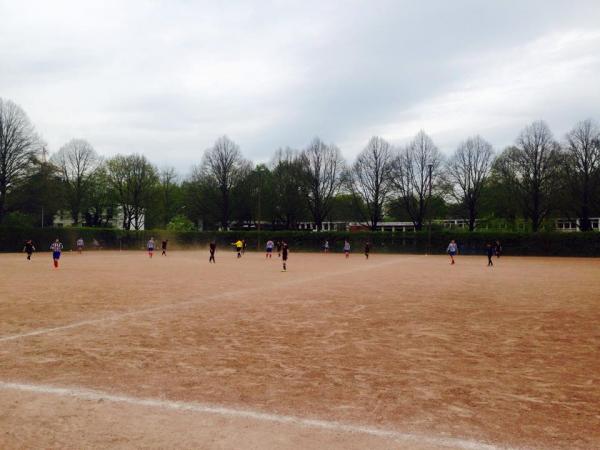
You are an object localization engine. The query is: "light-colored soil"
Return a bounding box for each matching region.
[0,250,599,449]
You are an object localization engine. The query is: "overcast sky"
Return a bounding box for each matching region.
[1,0,599,173]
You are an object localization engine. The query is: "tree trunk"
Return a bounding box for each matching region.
[468,204,476,232]
[0,191,5,224]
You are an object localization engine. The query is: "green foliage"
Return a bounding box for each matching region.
[166,214,196,232]
[2,212,35,228]
[1,227,599,256]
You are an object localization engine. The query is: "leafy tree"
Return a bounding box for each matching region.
[166,214,196,231]
[0,98,39,223]
[106,154,158,230]
[271,148,308,229]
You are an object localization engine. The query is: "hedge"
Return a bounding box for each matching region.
[1,226,599,256]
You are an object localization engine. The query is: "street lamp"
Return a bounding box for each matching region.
[427,162,433,255]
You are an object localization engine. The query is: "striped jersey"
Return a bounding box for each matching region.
[50,242,63,252]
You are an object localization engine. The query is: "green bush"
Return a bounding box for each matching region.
[166,215,196,232]
[0,226,598,256]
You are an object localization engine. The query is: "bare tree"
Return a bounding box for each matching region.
[349,136,394,230]
[106,154,158,230]
[51,139,100,225]
[299,138,345,230]
[201,136,250,229]
[0,98,39,223]
[446,136,494,231]
[390,130,442,230]
[496,121,562,232]
[564,119,600,231]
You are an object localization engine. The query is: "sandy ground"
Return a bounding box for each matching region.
[0,249,599,449]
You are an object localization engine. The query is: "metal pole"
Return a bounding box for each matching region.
[427,163,433,255]
[257,169,262,250]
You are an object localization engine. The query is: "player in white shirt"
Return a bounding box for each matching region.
[50,238,63,268]
[76,237,84,254]
[265,240,274,258]
[343,240,350,258]
[147,238,155,258]
[447,240,458,265]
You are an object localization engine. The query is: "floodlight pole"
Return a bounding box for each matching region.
[427,162,433,255]
[257,168,262,250]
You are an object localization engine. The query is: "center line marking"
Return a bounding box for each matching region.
[0,258,405,343]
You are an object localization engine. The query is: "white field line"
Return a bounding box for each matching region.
[0,380,518,450]
[0,258,405,343]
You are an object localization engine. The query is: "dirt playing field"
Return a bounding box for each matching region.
[0,249,599,449]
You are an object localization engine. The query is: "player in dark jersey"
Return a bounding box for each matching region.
[495,240,502,258]
[486,243,494,267]
[281,242,289,271]
[364,241,370,259]
[276,241,282,257]
[161,239,168,256]
[209,241,216,263]
[23,240,35,260]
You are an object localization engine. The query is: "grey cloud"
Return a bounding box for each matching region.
[1,0,599,173]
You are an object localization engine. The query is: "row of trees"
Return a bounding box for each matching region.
[1,97,599,232]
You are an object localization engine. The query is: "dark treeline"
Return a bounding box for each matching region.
[1,97,599,232]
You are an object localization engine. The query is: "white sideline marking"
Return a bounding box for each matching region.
[0,259,403,343]
[0,380,516,450]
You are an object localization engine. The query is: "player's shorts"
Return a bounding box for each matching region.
[52,251,61,260]
[77,246,83,250]
[148,247,154,252]
[266,248,272,253]
[448,251,456,256]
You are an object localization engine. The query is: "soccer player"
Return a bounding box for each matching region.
[161,239,168,256]
[50,238,63,268]
[447,240,458,265]
[495,240,502,258]
[234,239,243,258]
[281,241,289,271]
[364,241,370,259]
[343,240,350,258]
[209,240,216,263]
[147,237,155,258]
[242,239,247,254]
[23,240,35,260]
[276,240,282,257]
[76,237,84,254]
[323,240,329,253]
[486,243,494,267]
[265,239,274,258]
